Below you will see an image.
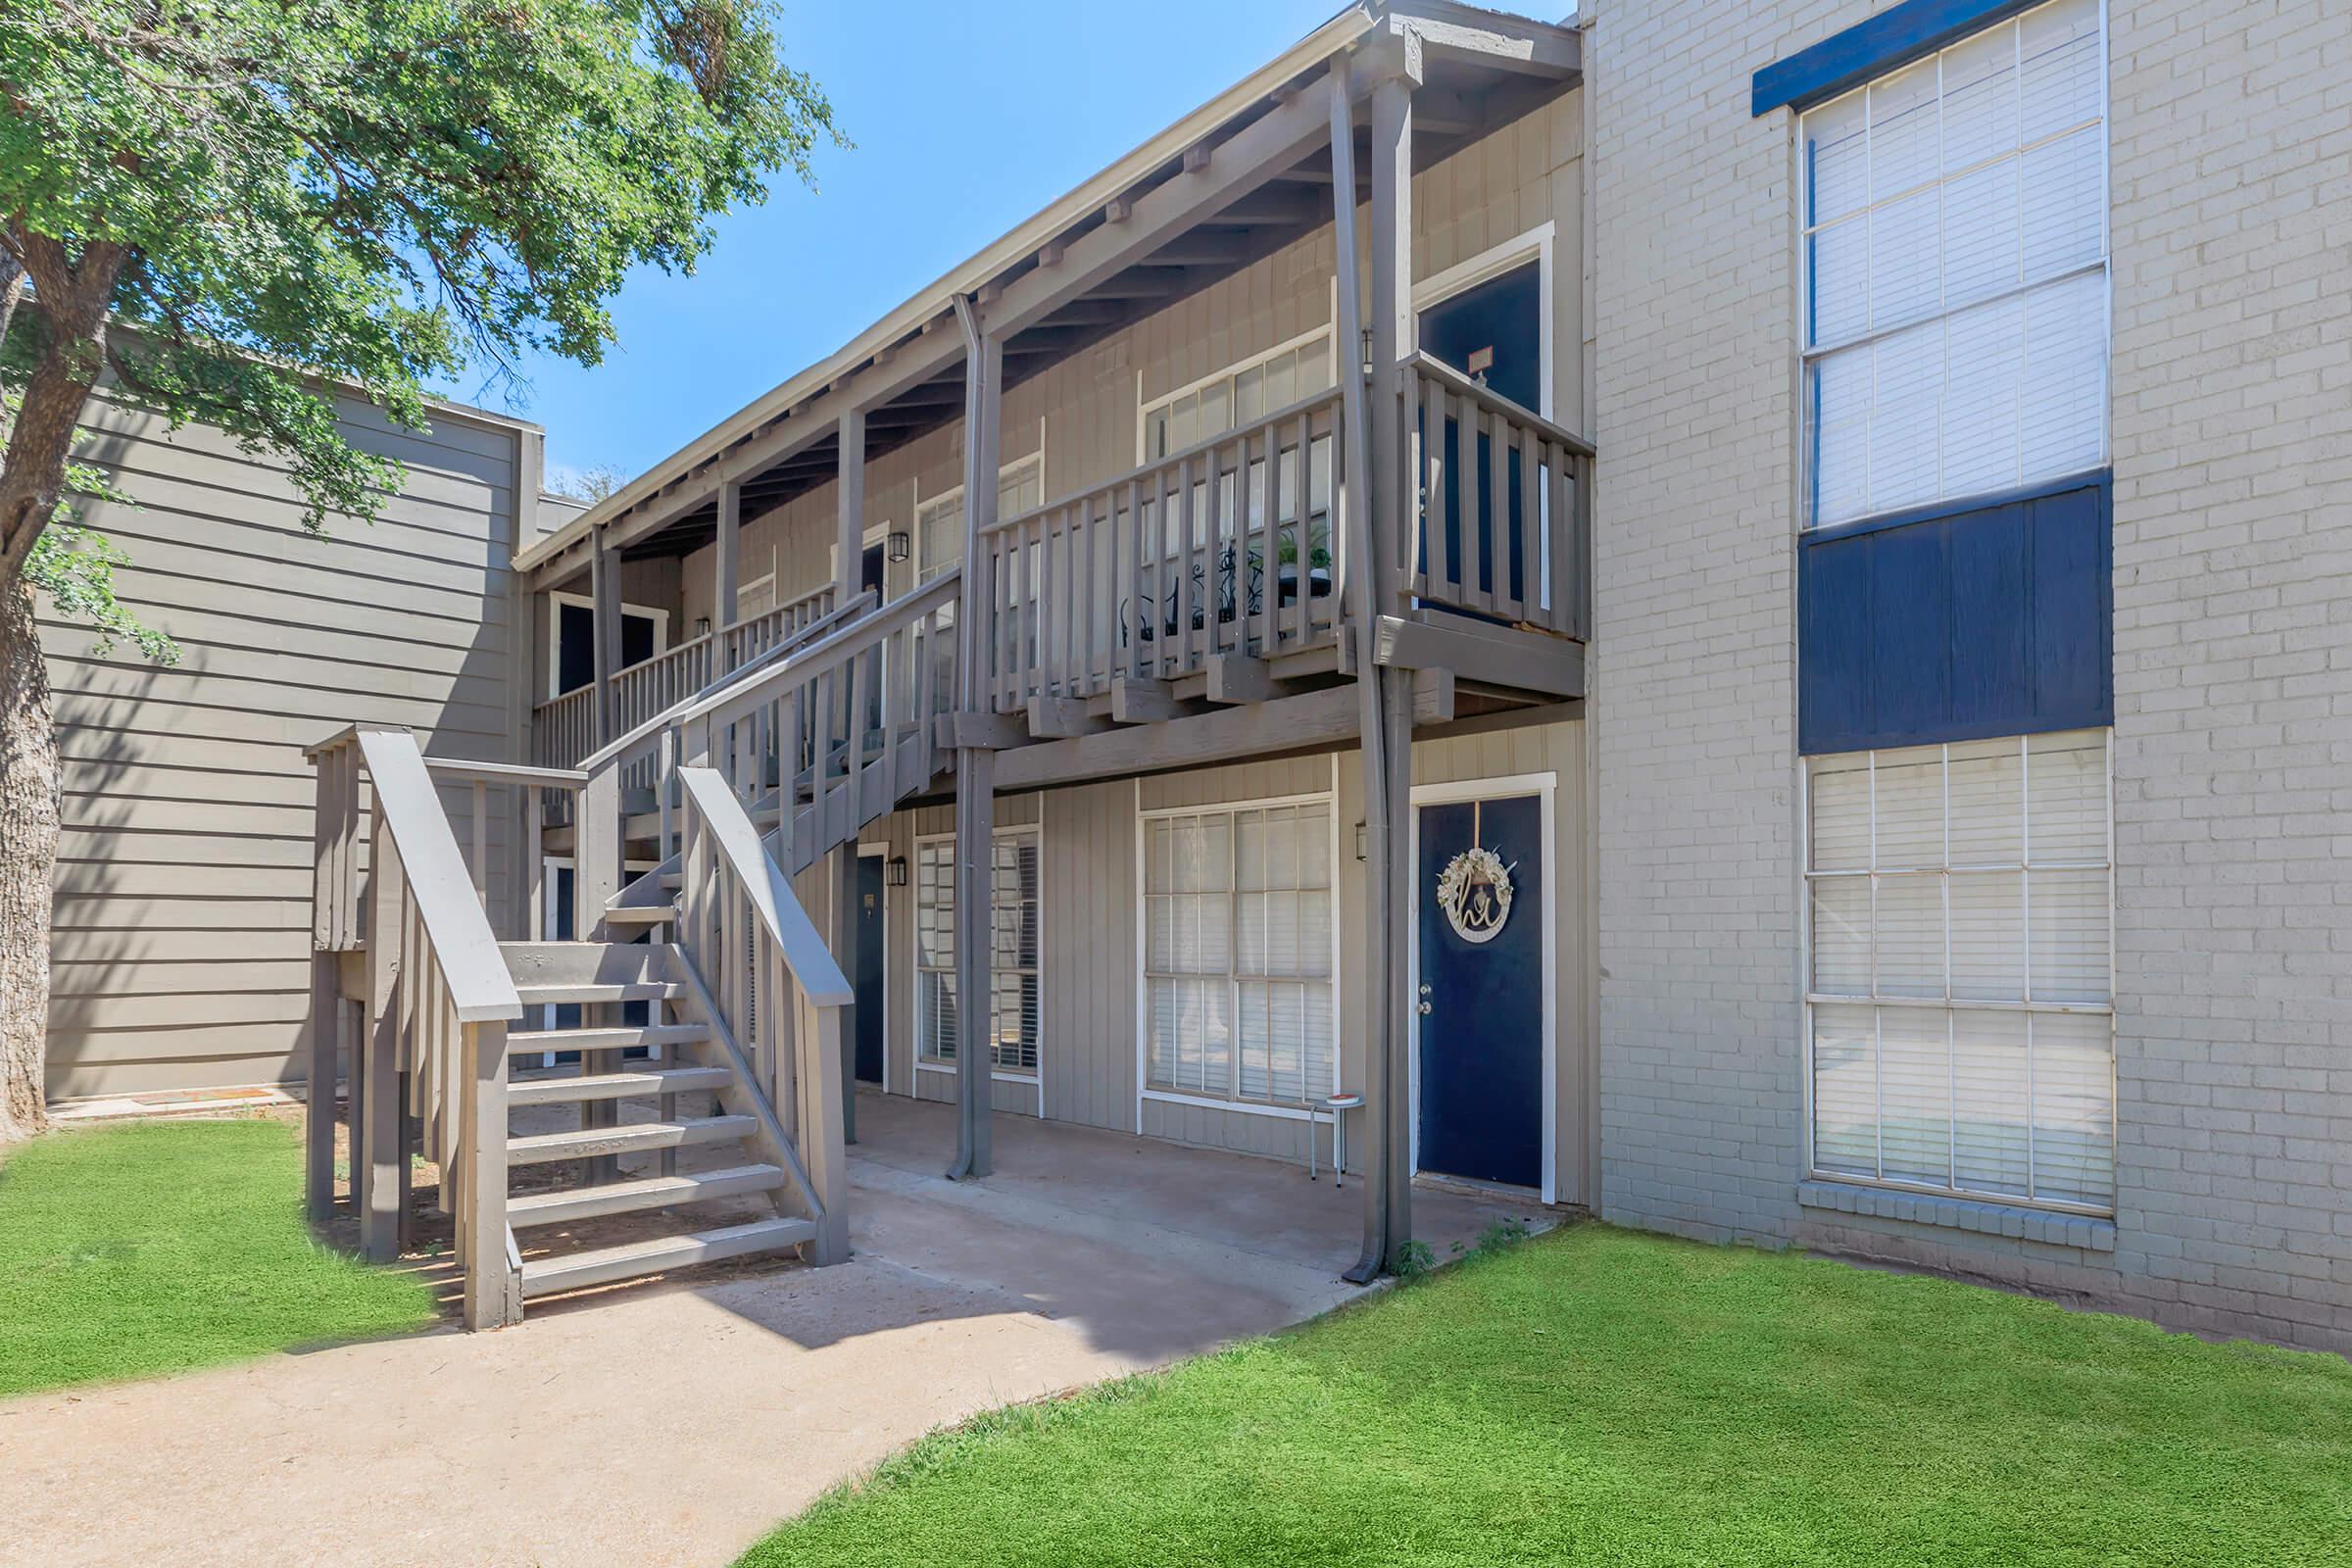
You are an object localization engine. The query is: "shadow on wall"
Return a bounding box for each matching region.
[42,402,526,1103]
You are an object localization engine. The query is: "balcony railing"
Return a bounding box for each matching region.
[976,384,1347,714]
[532,584,838,772]
[1402,352,1592,641]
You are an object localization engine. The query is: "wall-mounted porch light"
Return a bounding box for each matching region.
[886,529,912,564]
[1359,328,1375,381]
[886,856,909,888]
[1354,821,1367,861]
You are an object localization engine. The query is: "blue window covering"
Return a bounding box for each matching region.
[1753,0,2045,117]
[1797,472,2110,755]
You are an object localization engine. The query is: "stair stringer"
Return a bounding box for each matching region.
[653,941,830,1241]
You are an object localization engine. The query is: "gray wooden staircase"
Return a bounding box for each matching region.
[305,721,855,1331]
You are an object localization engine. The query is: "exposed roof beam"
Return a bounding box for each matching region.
[1386,8,1581,79]
[979,73,1339,341]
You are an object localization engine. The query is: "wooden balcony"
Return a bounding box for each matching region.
[963,358,1590,780]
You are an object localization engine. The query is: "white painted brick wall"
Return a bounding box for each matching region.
[2105,0,2352,1352]
[1589,0,2352,1350]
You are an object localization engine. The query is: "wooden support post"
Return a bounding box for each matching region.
[831,843,859,1146]
[1337,44,1422,1282]
[805,998,851,1263]
[715,478,743,637]
[590,527,622,746]
[462,1020,521,1330]
[837,408,866,606]
[949,296,1002,1182]
[360,814,406,1263]
[305,950,339,1223]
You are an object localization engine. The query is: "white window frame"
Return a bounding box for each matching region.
[1800,731,2118,1216]
[1134,787,1344,1122]
[545,590,669,701]
[1794,0,2111,529]
[911,821,1044,1087]
[911,435,1047,585]
[1134,281,1341,466]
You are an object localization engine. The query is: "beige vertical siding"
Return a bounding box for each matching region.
[734,101,1592,1178]
[848,720,1592,1197]
[43,388,534,1098]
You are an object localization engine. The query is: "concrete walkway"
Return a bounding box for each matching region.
[0,1094,1544,1568]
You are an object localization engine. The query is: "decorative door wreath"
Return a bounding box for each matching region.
[1436,844,1514,944]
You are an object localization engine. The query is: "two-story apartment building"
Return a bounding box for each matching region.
[48,0,2341,1348]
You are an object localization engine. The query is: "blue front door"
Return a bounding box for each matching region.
[854,854,886,1084]
[1416,793,1544,1190]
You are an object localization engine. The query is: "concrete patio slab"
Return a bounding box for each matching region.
[0,1093,1549,1568]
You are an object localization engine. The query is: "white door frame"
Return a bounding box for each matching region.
[1413,220,1555,420]
[854,840,892,1096]
[1405,771,1559,1205]
[546,589,671,701]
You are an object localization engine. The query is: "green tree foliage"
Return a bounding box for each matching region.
[0,0,839,1142]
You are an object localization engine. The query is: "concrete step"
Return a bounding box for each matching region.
[506,1163,788,1229]
[507,1113,757,1167]
[513,980,686,1007]
[601,904,676,928]
[518,1216,815,1298]
[507,1065,733,1107]
[504,1023,710,1056]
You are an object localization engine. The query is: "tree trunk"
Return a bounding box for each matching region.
[0,574,57,1142]
[0,235,126,1141]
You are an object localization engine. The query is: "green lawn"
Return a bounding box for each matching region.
[0,1117,436,1399]
[744,1226,2352,1568]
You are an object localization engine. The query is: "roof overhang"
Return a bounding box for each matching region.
[515,1,1581,586]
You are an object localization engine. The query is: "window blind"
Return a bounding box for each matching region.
[1807,729,2114,1210]
[1801,0,2106,527]
[915,828,1042,1074]
[1145,802,1335,1108]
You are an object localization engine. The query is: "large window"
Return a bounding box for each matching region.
[914,828,1041,1075]
[1800,0,2107,528]
[1143,329,1335,461]
[1806,729,2114,1211]
[915,453,1045,584]
[1144,801,1335,1109]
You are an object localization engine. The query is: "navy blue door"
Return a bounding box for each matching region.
[1416,794,1543,1190]
[1418,262,1542,612]
[854,855,886,1084]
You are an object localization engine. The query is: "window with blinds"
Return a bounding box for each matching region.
[1807,729,2114,1210]
[1800,0,2107,528]
[1145,331,1335,461]
[1144,801,1336,1108]
[913,828,1042,1075]
[914,454,1046,584]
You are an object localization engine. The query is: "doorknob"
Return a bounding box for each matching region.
[1418,1001,1432,1015]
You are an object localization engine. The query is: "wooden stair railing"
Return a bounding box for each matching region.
[671,569,962,877]
[531,580,845,775]
[306,725,528,1331]
[674,766,852,1262]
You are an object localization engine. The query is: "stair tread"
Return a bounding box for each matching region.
[507,1113,757,1163]
[513,980,687,1004]
[518,1216,814,1297]
[508,1163,787,1227]
[505,1022,709,1054]
[508,1065,733,1106]
[601,904,676,923]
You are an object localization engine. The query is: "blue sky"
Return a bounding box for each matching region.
[491,0,1347,493]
